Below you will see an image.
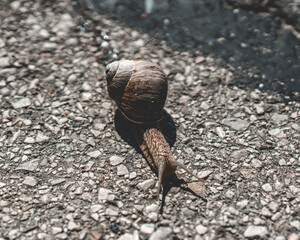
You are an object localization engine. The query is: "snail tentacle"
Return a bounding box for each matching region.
[157,161,165,198]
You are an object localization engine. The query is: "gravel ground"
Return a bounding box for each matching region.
[0,0,300,240]
[83,0,300,100]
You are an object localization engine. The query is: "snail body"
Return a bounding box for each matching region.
[106,59,203,197]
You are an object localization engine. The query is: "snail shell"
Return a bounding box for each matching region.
[106,59,168,124]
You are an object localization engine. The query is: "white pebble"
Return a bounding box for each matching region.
[141,224,155,234]
[196,224,208,235]
[110,155,125,166]
[23,176,37,187]
[262,183,272,192]
[244,225,268,238]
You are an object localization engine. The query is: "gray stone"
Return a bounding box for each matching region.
[42,42,57,50]
[81,92,92,101]
[110,155,125,166]
[65,38,78,45]
[149,227,172,240]
[251,158,262,168]
[16,160,39,171]
[137,179,155,190]
[101,102,112,110]
[12,98,31,109]
[105,207,118,216]
[98,187,112,200]
[24,137,35,144]
[262,183,272,192]
[68,221,79,230]
[56,233,68,239]
[50,178,66,186]
[87,150,101,158]
[290,221,300,230]
[1,87,10,96]
[140,224,155,234]
[271,114,288,123]
[144,204,159,214]
[268,202,279,212]
[261,207,272,217]
[255,104,264,115]
[278,159,287,166]
[82,192,92,202]
[0,38,5,48]
[90,213,99,221]
[90,129,101,137]
[269,128,286,138]
[85,161,95,171]
[244,226,268,238]
[82,82,92,91]
[197,170,213,179]
[23,176,37,186]
[129,172,137,179]
[68,74,77,82]
[200,101,210,110]
[94,123,106,131]
[222,118,250,131]
[25,15,38,25]
[118,233,134,240]
[0,80,6,86]
[288,233,299,240]
[216,126,226,138]
[117,164,129,176]
[225,189,235,199]
[250,91,260,100]
[52,226,63,234]
[87,137,95,146]
[39,29,50,38]
[36,132,49,143]
[196,224,208,235]
[0,57,10,68]
[8,229,20,239]
[10,1,21,10]
[52,13,74,36]
[90,205,103,213]
[240,168,257,179]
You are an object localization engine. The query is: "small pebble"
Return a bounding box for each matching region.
[110,155,125,166]
[23,176,37,186]
[262,183,272,192]
[222,118,250,131]
[117,164,129,176]
[98,188,112,201]
[140,224,155,234]
[216,126,225,138]
[196,224,208,235]
[87,150,101,158]
[149,227,172,240]
[137,179,155,190]
[244,226,268,238]
[68,221,79,230]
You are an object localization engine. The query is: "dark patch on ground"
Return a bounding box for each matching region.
[79,0,300,102]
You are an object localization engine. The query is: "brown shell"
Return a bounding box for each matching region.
[106,59,168,124]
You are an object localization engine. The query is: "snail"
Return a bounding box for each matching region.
[105,59,203,197]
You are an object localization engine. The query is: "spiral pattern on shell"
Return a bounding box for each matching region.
[106,59,168,124]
